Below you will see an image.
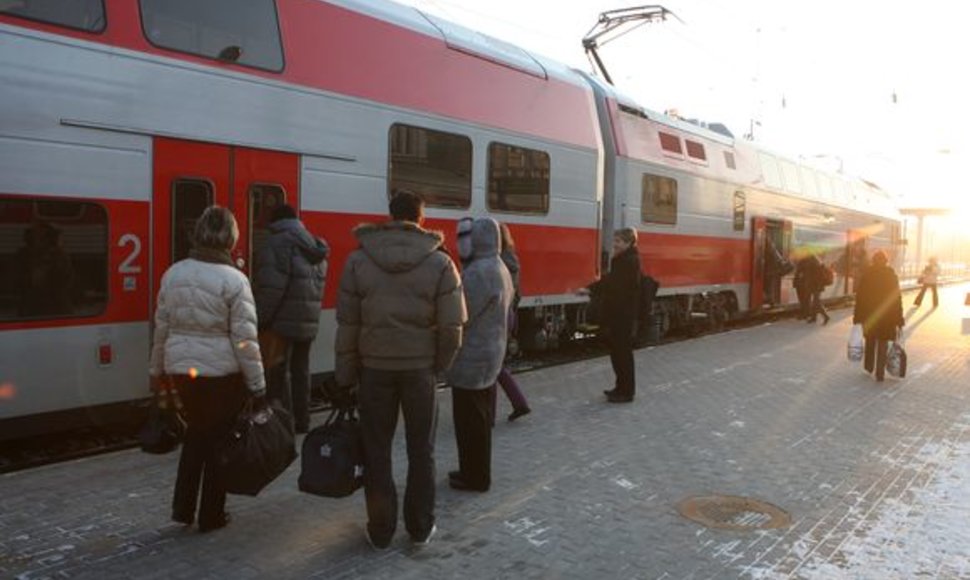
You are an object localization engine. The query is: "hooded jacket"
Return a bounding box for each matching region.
[149,258,266,394]
[447,218,514,390]
[254,218,329,340]
[334,221,466,386]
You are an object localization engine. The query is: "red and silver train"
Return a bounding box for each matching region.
[0,0,901,437]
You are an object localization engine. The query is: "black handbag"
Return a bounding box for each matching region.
[298,406,365,498]
[139,386,186,454]
[218,402,297,496]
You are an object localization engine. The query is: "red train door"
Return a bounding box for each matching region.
[151,137,299,300]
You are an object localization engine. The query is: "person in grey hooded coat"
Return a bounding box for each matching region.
[447,217,514,492]
[253,204,329,433]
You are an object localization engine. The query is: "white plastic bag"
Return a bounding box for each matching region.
[847,323,864,361]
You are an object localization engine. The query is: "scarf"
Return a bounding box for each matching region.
[189,247,234,266]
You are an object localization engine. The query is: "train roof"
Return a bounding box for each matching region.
[324,0,592,91]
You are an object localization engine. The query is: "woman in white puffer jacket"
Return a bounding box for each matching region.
[149,206,265,533]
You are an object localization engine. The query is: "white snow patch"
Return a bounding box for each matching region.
[730,421,746,429]
[746,438,970,579]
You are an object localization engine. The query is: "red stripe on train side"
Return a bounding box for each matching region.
[638,233,751,288]
[0,197,150,331]
[1,1,599,150]
[301,212,599,308]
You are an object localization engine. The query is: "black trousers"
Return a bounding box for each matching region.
[809,291,828,321]
[358,367,437,544]
[796,286,811,318]
[172,374,247,527]
[267,339,312,431]
[608,329,636,398]
[863,337,889,381]
[914,284,938,307]
[452,385,495,490]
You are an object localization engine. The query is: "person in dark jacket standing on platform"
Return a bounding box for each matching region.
[149,206,266,533]
[793,255,812,320]
[852,250,904,382]
[335,190,466,549]
[448,217,514,492]
[582,227,642,403]
[804,254,831,325]
[254,204,329,434]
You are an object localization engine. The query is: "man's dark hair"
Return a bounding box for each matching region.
[389,189,424,222]
[271,203,298,222]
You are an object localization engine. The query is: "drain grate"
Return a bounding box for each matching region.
[677,494,790,530]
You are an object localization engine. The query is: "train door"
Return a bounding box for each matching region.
[151,137,299,297]
[750,217,792,310]
[846,228,869,294]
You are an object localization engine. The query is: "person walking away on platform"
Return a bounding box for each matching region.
[793,254,812,320]
[492,223,531,422]
[253,204,329,434]
[804,254,831,325]
[580,227,642,403]
[447,217,513,493]
[913,256,940,308]
[335,190,465,549]
[149,206,266,532]
[852,250,904,382]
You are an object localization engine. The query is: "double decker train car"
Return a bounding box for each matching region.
[0,0,901,438]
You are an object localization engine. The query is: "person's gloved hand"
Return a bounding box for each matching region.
[330,384,357,409]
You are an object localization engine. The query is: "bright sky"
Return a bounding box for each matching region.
[395,0,970,212]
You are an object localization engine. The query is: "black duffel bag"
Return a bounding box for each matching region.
[139,386,186,455]
[298,406,365,498]
[218,402,297,496]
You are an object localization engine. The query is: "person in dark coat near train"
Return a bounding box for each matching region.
[581,227,642,403]
[253,204,329,434]
[803,254,831,325]
[852,250,904,382]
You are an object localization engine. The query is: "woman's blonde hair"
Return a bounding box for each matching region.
[614,227,638,246]
[193,205,239,251]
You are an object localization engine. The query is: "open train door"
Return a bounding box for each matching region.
[750,217,793,310]
[750,217,768,310]
[846,228,869,294]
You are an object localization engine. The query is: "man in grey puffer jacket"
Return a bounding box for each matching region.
[335,190,466,549]
[254,204,329,433]
[447,217,514,493]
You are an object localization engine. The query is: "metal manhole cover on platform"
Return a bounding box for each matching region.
[677,495,790,531]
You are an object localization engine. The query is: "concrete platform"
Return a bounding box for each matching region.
[2,283,969,579]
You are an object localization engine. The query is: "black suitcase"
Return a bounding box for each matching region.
[299,407,365,498]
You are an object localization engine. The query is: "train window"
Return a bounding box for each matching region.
[0,196,108,322]
[641,174,677,226]
[139,0,284,72]
[171,180,213,263]
[248,184,286,275]
[486,142,550,214]
[658,132,683,155]
[388,124,471,209]
[1,0,105,33]
[685,140,706,161]
[723,151,736,170]
[733,191,746,231]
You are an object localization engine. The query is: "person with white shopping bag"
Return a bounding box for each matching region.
[851,250,904,382]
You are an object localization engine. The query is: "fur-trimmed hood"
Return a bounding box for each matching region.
[353,221,445,273]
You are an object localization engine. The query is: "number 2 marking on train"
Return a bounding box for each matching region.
[118,234,142,274]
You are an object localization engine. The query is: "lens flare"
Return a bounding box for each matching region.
[189,367,199,379]
[0,382,15,400]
